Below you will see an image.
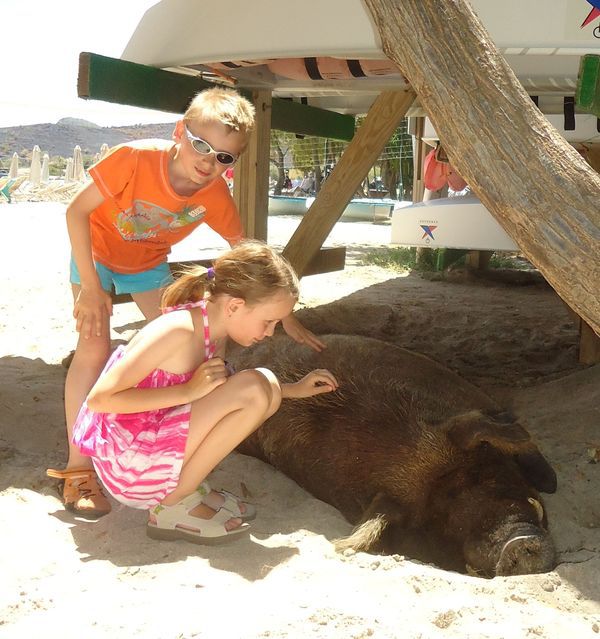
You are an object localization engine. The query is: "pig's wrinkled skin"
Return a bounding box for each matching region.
[232,334,557,577]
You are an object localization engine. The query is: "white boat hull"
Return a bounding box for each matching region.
[391,197,519,252]
[269,195,397,222]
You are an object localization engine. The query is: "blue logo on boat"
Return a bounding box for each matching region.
[420,225,437,240]
[582,0,600,29]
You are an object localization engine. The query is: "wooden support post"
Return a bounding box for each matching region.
[579,318,600,365]
[412,116,426,204]
[465,250,493,270]
[283,90,416,277]
[233,90,272,241]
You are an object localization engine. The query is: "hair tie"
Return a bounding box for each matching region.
[207,266,215,281]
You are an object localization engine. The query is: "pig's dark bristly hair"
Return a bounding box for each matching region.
[161,240,300,309]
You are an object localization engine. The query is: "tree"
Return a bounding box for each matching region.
[364,0,600,335]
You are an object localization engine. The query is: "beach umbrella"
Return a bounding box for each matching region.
[9,153,19,179]
[65,158,74,182]
[72,145,85,182]
[29,145,42,186]
[99,143,109,160]
[41,154,50,183]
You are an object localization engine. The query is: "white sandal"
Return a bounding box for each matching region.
[197,481,257,522]
[146,492,250,545]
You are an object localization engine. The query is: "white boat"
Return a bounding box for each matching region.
[268,195,308,216]
[391,196,519,252]
[269,195,400,222]
[122,0,600,117]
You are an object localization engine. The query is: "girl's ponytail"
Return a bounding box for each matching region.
[160,266,214,308]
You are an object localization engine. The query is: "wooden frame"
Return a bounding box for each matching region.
[283,90,416,277]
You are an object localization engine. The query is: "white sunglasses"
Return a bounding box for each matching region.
[184,125,238,166]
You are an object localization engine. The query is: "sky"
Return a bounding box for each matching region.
[0,0,179,128]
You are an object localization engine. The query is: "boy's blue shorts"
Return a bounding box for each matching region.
[69,258,173,294]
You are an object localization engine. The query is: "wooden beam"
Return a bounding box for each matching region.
[78,52,212,115]
[411,116,426,204]
[364,0,600,336]
[78,52,355,141]
[271,98,355,141]
[578,318,600,365]
[110,248,346,305]
[282,90,416,277]
[233,90,271,241]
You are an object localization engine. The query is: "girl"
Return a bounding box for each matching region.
[67,241,338,544]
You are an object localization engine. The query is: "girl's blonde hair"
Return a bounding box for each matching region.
[161,241,299,309]
[184,87,255,135]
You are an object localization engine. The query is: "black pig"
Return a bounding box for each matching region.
[232,334,557,577]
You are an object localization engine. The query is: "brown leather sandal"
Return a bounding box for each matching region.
[47,467,111,519]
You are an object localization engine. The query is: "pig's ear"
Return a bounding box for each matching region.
[444,410,532,450]
[514,451,557,494]
[444,410,557,493]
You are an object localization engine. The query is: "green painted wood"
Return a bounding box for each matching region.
[78,52,355,141]
[78,52,213,115]
[576,54,600,118]
[270,98,355,141]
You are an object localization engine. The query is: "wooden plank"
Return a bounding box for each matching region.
[110,248,346,305]
[271,98,355,141]
[78,52,212,115]
[78,52,355,141]
[282,90,416,277]
[465,250,493,270]
[233,90,271,241]
[411,116,426,204]
[302,246,346,276]
[578,318,600,365]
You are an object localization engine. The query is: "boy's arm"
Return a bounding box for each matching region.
[281,313,326,352]
[66,182,112,339]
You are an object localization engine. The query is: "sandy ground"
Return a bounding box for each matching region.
[0,202,598,638]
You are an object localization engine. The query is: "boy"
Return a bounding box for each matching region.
[48,87,324,518]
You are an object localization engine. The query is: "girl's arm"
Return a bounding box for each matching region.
[86,314,224,414]
[66,182,113,339]
[281,369,339,399]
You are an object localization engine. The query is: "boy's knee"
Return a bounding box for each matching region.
[72,339,111,369]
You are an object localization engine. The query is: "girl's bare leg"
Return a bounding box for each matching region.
[159,369,282,528]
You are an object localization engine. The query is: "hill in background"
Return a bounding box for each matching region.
[0,118,177,163]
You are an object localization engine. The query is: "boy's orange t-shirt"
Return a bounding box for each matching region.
[88,140,243,274]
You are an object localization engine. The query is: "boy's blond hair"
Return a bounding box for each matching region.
[184,87,255,136]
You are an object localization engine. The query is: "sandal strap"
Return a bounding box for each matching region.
[47,467,97,480]
[151,500,233,533]
[217,490,250,517]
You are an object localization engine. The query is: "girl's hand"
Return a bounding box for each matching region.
[281,314,326,352]
[283,369,339,399]
[74,286,113,339]
[185,357,229,401]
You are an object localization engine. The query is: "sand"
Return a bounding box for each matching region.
[0,202,598,638]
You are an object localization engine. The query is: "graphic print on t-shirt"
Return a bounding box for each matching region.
[114,200,207,240]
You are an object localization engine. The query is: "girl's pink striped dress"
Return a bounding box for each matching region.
[72,299,214,509]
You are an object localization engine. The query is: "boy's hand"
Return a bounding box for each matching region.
[185,358,228,401]
[74,286,113,339]
[281,314,326,352]
[283,369,339,399]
